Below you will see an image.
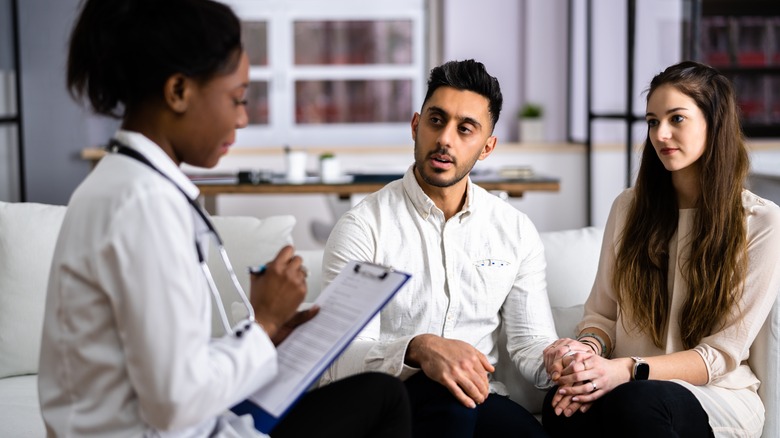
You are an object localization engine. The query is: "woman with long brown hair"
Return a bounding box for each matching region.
[541,61,780,437]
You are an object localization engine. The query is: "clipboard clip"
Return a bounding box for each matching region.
[353,262,391,280]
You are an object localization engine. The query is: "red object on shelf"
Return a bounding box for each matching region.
[738,99,765,122]
[738,52,767,67]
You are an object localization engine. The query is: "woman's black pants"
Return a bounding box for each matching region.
[542,380,714,438]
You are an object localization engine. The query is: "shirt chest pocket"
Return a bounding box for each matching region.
[469,259,516,307]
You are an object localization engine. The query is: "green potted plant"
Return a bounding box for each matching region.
[517,102,544,143]
[319,152,341,183]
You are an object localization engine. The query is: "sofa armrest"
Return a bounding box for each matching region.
[749,292,780,438]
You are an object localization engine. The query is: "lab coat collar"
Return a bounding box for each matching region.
[113,130,200,201]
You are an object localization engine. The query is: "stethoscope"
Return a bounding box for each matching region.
[106,139,254,337]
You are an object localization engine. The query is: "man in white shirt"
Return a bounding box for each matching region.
[320,59,557,437]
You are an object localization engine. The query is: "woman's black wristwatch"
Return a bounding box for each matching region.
[631,356,649,380]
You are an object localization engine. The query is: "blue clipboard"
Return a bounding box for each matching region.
[246,260,411,433]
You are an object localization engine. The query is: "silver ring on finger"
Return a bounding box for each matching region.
[591,381,597,392]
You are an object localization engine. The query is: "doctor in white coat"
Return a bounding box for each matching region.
[38,0,411,436]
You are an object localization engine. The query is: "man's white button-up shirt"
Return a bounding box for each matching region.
[320,166,558,394]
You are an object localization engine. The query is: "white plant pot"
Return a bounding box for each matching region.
[319,157,341,183]
[518,119,545,143]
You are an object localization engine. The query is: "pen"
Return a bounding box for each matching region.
[248,264,266,275]
[247,264,308,276]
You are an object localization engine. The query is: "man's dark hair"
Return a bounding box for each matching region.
[422,59,503,131]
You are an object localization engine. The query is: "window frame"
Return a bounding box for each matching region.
[222,0,427,148]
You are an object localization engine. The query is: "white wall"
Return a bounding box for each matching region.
[16,0,108,205]
[524,0,569,143]
[441,0,522,142]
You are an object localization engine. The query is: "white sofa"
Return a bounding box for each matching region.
[0,200,777,437]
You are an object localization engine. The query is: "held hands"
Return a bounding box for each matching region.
[405,334,494,409]
[543,338,599,416]
[249,245,313,343]
[543,338,595,381]
[548,349,633,417]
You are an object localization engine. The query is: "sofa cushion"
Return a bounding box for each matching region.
[539,227,603,308]
[297,249,324,303]
[551,304,584,339]
[0,201,66,379]
[0,201,296,376]
[0,375,46,437]
[208,215,296,335]
[539,227,601,339]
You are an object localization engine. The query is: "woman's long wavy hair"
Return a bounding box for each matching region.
[614,61,749,349]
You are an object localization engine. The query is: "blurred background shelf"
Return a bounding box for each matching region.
[689,0,780,138]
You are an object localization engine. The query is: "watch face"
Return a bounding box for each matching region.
[634,362,650,380]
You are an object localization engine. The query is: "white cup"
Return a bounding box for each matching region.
[320,157,341,183]
[285,151,307,184]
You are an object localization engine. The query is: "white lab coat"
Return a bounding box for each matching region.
[38,131,274,437]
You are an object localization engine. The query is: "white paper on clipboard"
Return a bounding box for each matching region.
[248,260,410,427]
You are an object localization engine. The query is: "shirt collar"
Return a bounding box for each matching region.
[401,165,474,221]
[112,130,200,200]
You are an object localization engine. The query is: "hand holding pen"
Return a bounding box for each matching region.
[248,245,317,344]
